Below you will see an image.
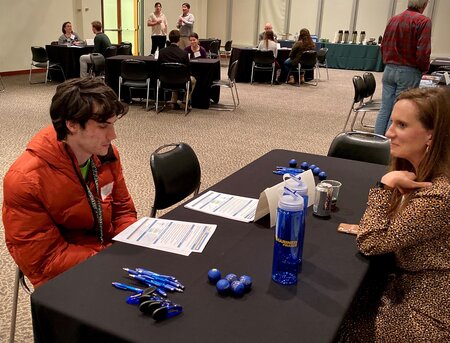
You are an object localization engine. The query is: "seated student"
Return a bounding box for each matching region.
[258,22,277,42]
[184,32,207,59]
[58,21,81,45]
[338,87,450,342]
[257,30,281,84]
[79,21,112,77]
[3,77,137,287]
[284,28,315,84]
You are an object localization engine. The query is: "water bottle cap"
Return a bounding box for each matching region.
[283,174,308,195]
[278,194,304,212]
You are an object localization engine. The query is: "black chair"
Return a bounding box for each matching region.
[9,266,33,343]
[359,72,382,129]
[251,50,275,85]
[150,142,201,217]
[117,44,132,55]
[316,47,329,80]
[208,40,220,59]
[29,46,65,84]
[89,53,106,78]
[118,59,152,110]
[210,60,239,111]
[156,62,191,115]
[220,40,233,65]
[103,46,118,58]
[343,75,380,131]
[286,50,318,86]
[328,131,390,165]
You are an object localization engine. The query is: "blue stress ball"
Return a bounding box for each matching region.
[289,159,297,168]
[230,281,245,297]
[239,275,253,292]
[300,161,309,170]
[207,268,222,285]
[318,171,327,181]
[312,167,321,175]
[225,273,239,284]
[216,279,230,295]
[309,164,317,171]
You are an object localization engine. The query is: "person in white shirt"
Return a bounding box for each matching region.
[147,2,168,55]
[257,30,281,84]
[176,3,195,49]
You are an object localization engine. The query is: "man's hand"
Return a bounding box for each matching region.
[381,171,432,194]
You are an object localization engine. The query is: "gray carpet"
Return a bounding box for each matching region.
[0,66,381,342]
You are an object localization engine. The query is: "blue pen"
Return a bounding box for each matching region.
[143,274,184,291]
[141,275,183,292]
[112,282,143,293]
[136,267,177,281]
[276,167,305,173]
[123,267,140,276]
[129,275,168,297]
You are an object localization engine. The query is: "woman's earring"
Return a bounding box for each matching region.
[426,145,430,153]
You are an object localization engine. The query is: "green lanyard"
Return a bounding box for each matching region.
[85,158,104,243]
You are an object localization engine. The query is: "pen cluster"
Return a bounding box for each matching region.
[124,267,184,297]
[208,268,252,297]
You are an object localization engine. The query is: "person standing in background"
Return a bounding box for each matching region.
[374,0,431,135]
[176,3,195,49]
[147,2,168,55]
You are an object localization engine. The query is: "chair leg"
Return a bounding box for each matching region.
[156,81,160,113]
[250,62,254,85]
[343,105,355,132]
[145,80,150,111]
[184,82,190,115]
[118,77,122,102]
[234,83,240,107]
[150,206,157,218]
[28,64,33,84]
[9,267,21,343]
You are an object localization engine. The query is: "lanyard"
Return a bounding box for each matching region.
[85,158,104,243]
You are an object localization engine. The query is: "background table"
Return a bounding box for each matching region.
[46,44,93,80]
[105,55,220,109]
[31,150,386,343]
[323,43,384,72]
[199,38,221,52]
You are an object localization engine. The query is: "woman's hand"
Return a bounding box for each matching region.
[381,171,432,194]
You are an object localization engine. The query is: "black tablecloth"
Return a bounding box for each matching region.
[105,55,220,109]
[46,45,94,80]
[31,150,386,343]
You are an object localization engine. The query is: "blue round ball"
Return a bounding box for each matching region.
[207,268,221,285]
[239,275,253,292]
[300,162,309,170]
[318,171,327,180]
[289,159,297,168]
[312,167,321,175]
[230,280,245,297]
[216,279,230,295]
[225,273,239,284]
[309,164,317,171]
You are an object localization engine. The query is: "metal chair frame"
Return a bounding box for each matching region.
[29,46,65,84]
[9,266,33,343]
[316,47,329,80]
[208,40,220,59]
[251,50,275,85]
[210,60,240,111]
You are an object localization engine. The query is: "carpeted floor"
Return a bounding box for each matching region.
[0,66,381,342]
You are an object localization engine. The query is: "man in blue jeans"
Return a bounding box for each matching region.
[374,0,431,135]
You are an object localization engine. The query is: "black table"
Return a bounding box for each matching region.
[322,43,384,72]
[46,44,94,80]
[105,55,220,109]
[31,150,386,343]
[429,57,450,74]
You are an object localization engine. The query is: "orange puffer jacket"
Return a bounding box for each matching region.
[3,126,137,287]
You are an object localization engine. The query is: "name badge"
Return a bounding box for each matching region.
[101,182,114,200]
[194,51,201,58]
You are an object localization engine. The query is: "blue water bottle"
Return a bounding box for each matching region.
[272,191,304,285]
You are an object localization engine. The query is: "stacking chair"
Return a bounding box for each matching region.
[103,46,118,58]
[156,62,191,115]
[117,44,132,55]
[316,47,329,80]
[251,50,275,85]
[0,74,5,92]
[220,40,233,65]
[210,60,240,111]
[89,53,106,78]
[9,266,33,343]
[328,131,390,165]
[208,40,220,59]
[286,50,318,86]
[150,142,201,217]
[29,46,65,84]
[118,59,152,110]
[343,75,380,131]
[359,72,382,128]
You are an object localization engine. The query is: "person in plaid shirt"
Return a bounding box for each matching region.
[374,0,431,135]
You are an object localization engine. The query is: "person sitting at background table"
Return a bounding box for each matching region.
[283,28,315,84]
[3,77,137,288]
[257,30,281,84]
[339,87,450,342]
[58,21,81,45]
[258,22,277,42]
[79,20,111,77]
[185,32,207,59]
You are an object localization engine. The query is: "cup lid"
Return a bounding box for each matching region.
[278,194,304,211]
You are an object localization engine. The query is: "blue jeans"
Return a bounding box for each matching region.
[374,64,422,135]
[284,58,295,81]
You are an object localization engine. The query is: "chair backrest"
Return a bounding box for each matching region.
[299,50,317,69]
[317,47,328,64]
[209,40,220,54]
[228,60,239,81]
[254,50,274,65]
[120,59,149,80]
[327,131,391,165]
[103,45,118,58]
[224,40,233,52]
[90,53,106,75]
[117,44,132,55]
[352,75,366,104]
[158,62,190,85]
[363,72,376,98]
[150,142,201,215]
[31,46,48,63]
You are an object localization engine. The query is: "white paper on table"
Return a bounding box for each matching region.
[184,190,259,222]
[113,217,217,256]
